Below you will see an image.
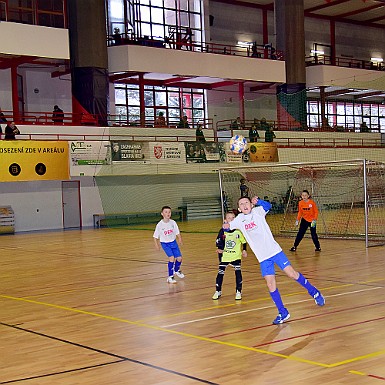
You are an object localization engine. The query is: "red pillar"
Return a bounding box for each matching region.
[262,8,268,59]
[239,82,245,123]
[330,20,336,66]
[139,73,145,126]
[11,65,20,121]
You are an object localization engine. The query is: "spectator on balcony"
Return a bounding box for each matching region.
[259,117,271,131]
[264,125,276,143]
[249,119,260,142]
[195,124,206,143]
[231,117,245,129]
[177,115,189,128]
[154,111,166,127]
[113,28,122,46]
[52,105,64,124]
[360,122,370,133]
[0,109,7,139]
[4,121,20,140]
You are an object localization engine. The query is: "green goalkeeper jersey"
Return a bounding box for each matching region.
[221,229,246,262]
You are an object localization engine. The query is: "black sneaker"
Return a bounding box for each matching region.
[315,248,321,252]
[290,246,296,252]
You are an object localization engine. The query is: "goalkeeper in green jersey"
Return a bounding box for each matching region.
[212,212,247,300]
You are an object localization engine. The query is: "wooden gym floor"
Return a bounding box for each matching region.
[1,220,385,385]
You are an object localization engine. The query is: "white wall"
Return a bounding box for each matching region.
[0,69,12,111]
[0,22,69,59]
[21,69,72,113]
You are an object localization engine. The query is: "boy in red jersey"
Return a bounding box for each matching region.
[290,190,321,252]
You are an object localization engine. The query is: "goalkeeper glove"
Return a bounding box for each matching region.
[311,220,316,228]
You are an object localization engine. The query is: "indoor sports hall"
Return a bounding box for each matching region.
[1,1,385,384]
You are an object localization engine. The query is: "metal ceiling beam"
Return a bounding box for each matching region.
[109,72,144,82]
[334,3,384,19]
[324,88,353,97]
[364,14,385,23]
[249,83,275,92]
[305,0,350,13]
[354,91,384,99]
[0,56,37,69]
[162,76,192,85]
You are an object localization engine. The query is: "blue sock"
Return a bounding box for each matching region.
[168,261,174,277]
[174,260,181,273]
[296,272,317,296]
[270,289,286,314]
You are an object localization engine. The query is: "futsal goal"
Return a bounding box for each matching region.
[218,159,385,247]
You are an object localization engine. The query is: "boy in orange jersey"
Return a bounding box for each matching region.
[290,190,321,252]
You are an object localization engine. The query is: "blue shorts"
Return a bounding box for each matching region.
[260,251,291,277]
[161,240,182,258]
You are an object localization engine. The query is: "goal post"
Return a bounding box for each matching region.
[218,159,385,247]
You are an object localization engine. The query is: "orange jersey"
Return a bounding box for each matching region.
[297,199,318,222]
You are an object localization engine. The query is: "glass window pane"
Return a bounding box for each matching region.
[152,23,165,38]
[110,0,124,20]
[155,91,167,106]
[193,95,203,108]
[165,9,176,25]
[144,91,154,106]
[128,107,140,121]
[127,89,140,106]
[115,88,126,104]
[140,5,151,22]
[140,22,152,36]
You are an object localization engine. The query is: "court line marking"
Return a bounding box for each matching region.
[0,322,218,385]
[2,291,385,369]
[0,293,329,368]
[138,279,385,322]
[161,287,383,327]
[210,300,385,339]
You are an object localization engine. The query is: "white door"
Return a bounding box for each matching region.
[62,181,82,228]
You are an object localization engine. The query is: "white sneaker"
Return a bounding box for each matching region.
[175,271,185,278]
[212,291,222,300]
[235,291,242,300]
[167,276,177,284]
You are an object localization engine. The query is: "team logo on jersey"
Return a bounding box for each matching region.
[245,222,257,230]
[154,146,163,159]
[225,239,236,249]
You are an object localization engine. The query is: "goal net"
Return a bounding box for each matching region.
[218,159,385,247]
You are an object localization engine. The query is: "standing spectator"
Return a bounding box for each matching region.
[112,28,122,46]
[231,116,245,129]
[290,190,321,252]
[4,121,20,140]
[239,178,249,198]
[195,124,206,142]
[360,122,369,133]
[259,117,270,131]
[52,105,64,124]
[177,115,189,128]
[264,125,276,142]
[0,109,7,139]
[249,119,260,142]
[154,111,166,127]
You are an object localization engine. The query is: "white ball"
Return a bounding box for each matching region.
[229,135,248,154]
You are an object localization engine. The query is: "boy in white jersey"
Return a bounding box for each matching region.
[213,212,247,300]
[153,206,184,284]
[223,196,325,324]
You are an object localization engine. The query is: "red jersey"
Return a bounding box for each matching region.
[297,199,318,222]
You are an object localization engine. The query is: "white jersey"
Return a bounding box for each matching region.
[230,206,282,263]
[153,219,180,243]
